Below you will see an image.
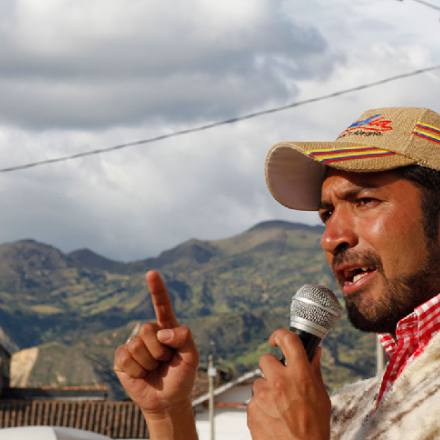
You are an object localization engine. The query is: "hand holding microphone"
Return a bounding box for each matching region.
[248,284,341,440]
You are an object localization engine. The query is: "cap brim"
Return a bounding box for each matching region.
[265,141,416,211]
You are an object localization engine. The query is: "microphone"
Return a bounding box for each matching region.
[285,284,343,362]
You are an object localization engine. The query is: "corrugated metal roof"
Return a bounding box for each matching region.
[0,400,148,439]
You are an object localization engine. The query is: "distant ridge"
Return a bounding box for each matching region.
[248,220,324,232]
[0,220,376,398]
[67,249,127,272]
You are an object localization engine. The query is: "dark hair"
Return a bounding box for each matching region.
[393,165,440,241]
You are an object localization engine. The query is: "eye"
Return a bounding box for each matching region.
[319,208,333,224]
[357,197,378,207]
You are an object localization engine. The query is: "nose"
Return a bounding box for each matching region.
[321,207,358,255]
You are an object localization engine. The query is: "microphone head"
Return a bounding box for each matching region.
[290,284,343,339]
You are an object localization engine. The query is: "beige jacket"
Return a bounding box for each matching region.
[330,331,440,439]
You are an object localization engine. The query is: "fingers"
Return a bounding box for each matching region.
[125,322,174,371]
[157,326,199,365]
[311,347,327,392]
[253,330,308,382]
[114,324,199,379]
[146,270,179,329]
[145,271,198,364]
[115,271,198,380]
[259,329,325,386]
[248,331,331,440]
[114,322,171,378]
[269,329,309,368]
[114,344,148,379]
[139,322,174,362]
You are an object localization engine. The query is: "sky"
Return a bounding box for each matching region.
[1,0,440,262]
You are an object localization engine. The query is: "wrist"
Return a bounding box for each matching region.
[142,399,198,440]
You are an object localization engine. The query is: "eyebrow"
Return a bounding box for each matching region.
[318,182,382,210]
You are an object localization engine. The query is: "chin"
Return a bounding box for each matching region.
[345,295,398,334]
[348,314,397,334]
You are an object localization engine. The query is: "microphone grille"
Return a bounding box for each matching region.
[290,284,342,331]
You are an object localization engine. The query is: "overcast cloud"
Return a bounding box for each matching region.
[0,0,332,128]
[1,0,440,261]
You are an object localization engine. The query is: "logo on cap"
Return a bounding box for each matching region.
[339,114,393,138]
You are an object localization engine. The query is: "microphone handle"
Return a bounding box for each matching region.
[292,328,322,361]
[281,328,322,364]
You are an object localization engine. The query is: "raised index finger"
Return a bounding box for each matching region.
[146,270,179,329]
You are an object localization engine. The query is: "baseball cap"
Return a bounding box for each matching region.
[265,107,440,211]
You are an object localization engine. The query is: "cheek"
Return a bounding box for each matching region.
[368,220,399,254]
[367,214,427,275]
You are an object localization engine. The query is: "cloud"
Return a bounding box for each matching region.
[0,0,333,130]
[0,0,440,261]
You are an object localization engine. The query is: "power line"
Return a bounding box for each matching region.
[1,64,440,174]
[411,0,440,12]
[396,0,440,12]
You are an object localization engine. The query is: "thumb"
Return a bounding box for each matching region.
[157,326,199,366]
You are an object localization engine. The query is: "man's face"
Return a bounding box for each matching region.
[319,169,440,334]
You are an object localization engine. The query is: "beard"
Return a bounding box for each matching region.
[334,245,440,334]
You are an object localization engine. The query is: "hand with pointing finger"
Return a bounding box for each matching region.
[114,270,199,440]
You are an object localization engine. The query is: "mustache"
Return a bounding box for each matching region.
[332,248,382,274]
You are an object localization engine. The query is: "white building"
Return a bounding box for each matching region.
[193,369,263,440]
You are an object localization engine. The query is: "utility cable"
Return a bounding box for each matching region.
[1,64,440,173]
[412,0,440,12]
[397,0,440,12]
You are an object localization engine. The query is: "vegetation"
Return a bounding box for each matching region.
[0,220,376,399]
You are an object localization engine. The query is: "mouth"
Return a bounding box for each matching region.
[336,264,377,289]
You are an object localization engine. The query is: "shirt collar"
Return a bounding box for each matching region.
[379,292,440,358]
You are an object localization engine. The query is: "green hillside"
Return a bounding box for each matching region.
[1,221,377,399]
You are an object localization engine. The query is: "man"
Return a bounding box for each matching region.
[114,107,440,439]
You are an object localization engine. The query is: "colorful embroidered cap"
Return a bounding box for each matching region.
[265,107,440,211]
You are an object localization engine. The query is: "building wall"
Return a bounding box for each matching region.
[215,384,253,403]
[196,408,251,440]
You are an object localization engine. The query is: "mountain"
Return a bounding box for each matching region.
[2,221,376,399]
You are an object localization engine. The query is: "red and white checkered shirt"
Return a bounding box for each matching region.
[377,292,440,406]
